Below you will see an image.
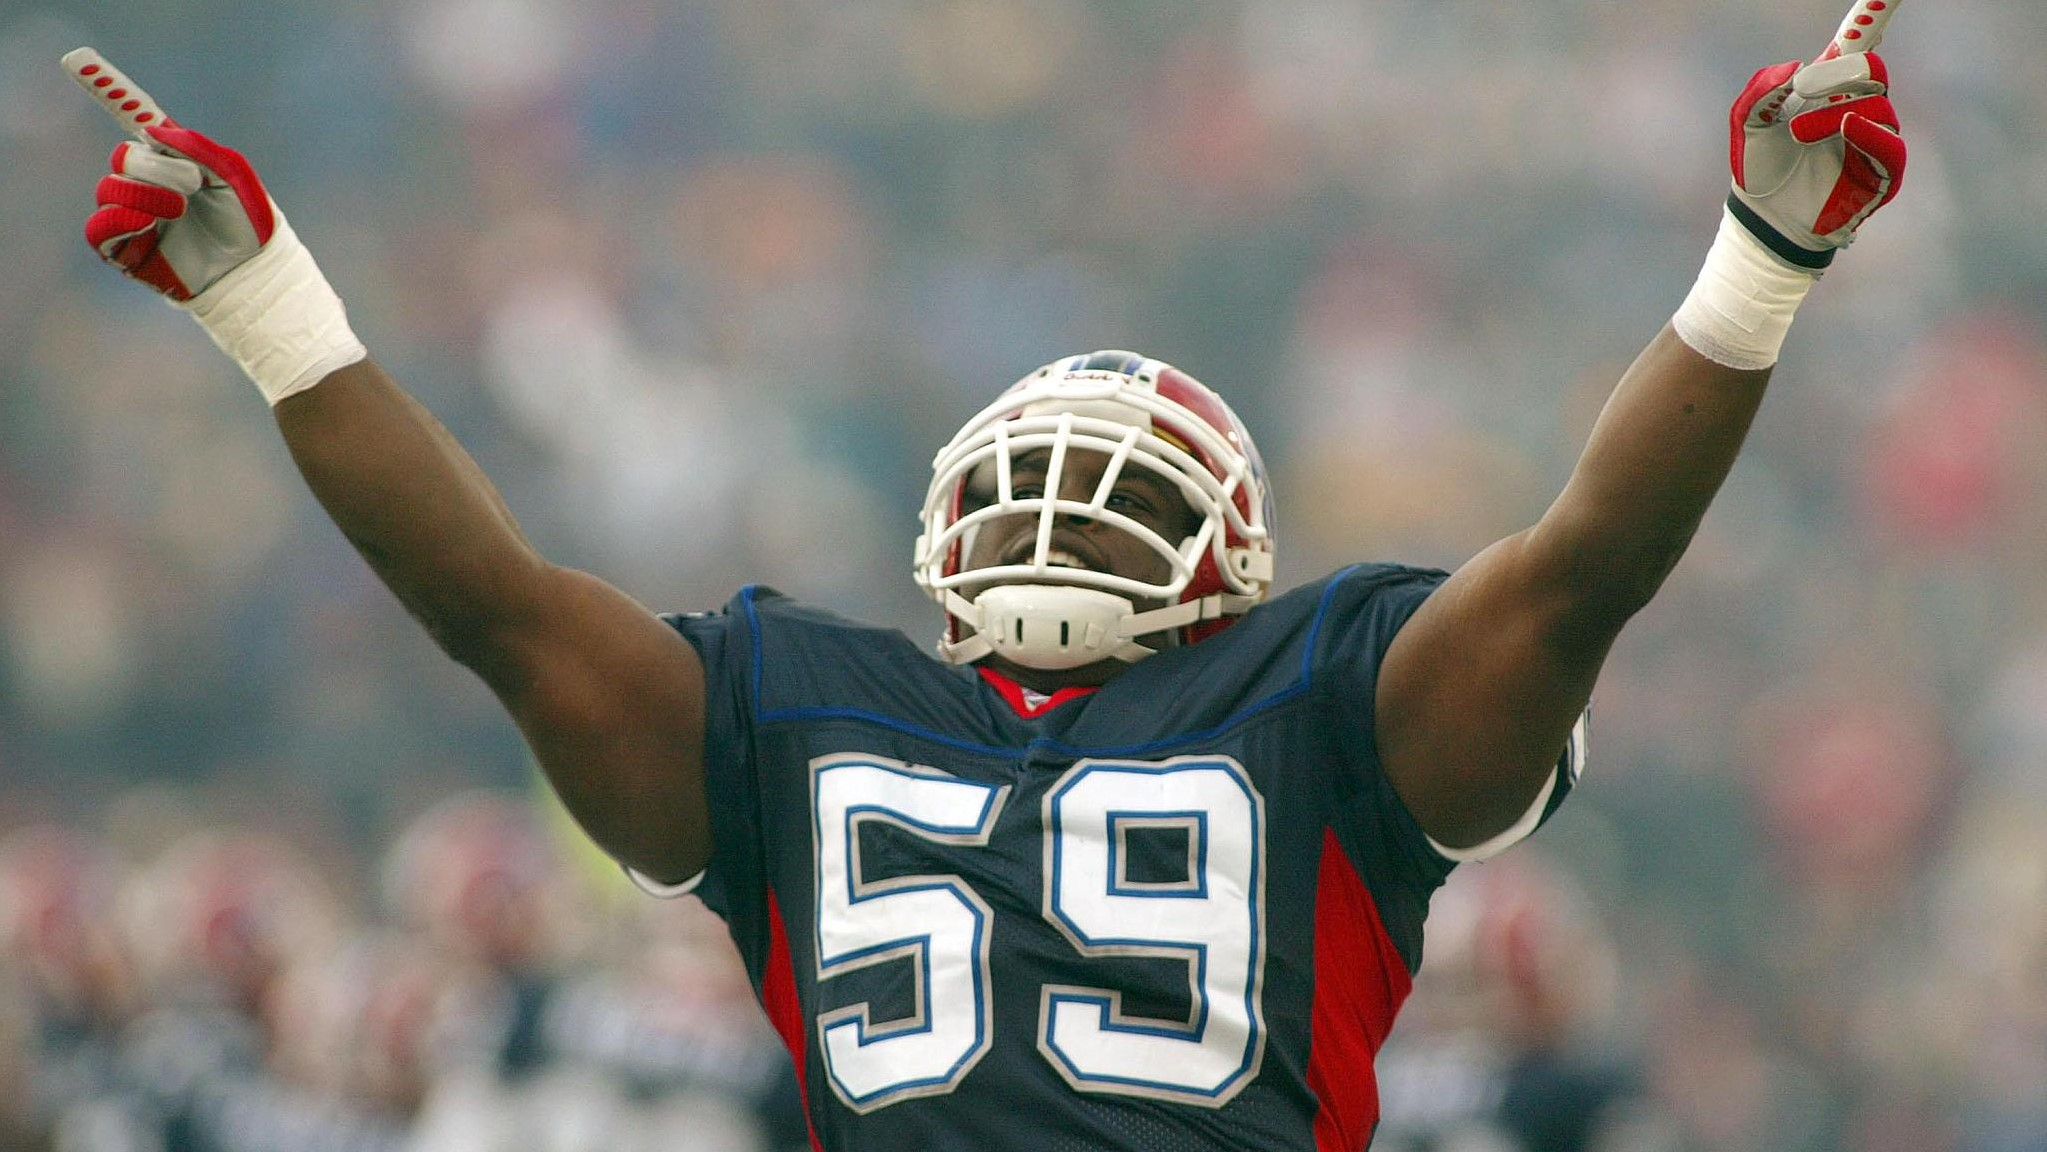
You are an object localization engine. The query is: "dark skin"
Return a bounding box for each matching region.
[274,324,1765,880]
[1376,327,1769,846]
[275,362,712,883]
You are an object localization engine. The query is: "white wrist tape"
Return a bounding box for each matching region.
[1671,208,1819,371]
[180,214,367,405]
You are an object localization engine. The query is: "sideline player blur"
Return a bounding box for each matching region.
[68,4,1905,1147]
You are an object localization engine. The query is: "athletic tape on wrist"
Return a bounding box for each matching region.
[1671,208,1818,371]
[180,213,367,405]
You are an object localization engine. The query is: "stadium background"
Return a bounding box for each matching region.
[2,0,2044,1148]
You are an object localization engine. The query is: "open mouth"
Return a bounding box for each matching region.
[1000,538,1104,572]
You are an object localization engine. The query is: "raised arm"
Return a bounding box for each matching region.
[1376,331,1766,850]
[276,361,713,885]
[1374,15,1907,852]
[70,52,712,885]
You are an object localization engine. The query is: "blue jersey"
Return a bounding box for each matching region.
[658,563,1579,1152]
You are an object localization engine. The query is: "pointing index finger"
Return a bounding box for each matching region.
[1818,0,1900,61]
[62,47,173,140]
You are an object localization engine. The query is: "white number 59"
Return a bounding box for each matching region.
[810,754,1267,1113]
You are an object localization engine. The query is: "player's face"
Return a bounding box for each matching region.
[957,446,1201,599]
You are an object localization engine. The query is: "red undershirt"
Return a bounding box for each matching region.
[976,666,1099,719]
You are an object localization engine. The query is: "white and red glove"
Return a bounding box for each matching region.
[89,124,275,299]
[1727,49,1906,270]
[70,49,365,404]
[1674,0,1908,370]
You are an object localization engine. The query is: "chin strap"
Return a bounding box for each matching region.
[939,587,1259,668]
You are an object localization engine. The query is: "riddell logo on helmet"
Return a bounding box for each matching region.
[1061,371,1128,383]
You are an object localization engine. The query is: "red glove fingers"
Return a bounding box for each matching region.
[88,142,189,280]
[96,173,186,219]
[84,204,157,259]
[84,203,191,297]
[1842,109,1908,193]
[1789,94,1899,143]
[1805,113,1906,237]
[1807,111,1907,235]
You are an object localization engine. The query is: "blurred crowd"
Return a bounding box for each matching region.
[0,792,807,1152]
[2,0,2045,1149]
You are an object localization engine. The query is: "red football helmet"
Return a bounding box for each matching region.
[914,351,1275,669]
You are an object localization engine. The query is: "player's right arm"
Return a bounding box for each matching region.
[276,360,714,886]
[68,53,712,886]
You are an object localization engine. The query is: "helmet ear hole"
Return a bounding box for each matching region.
[1228,548,1274,584]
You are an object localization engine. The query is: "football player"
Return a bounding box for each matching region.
[68,3,1905,1147]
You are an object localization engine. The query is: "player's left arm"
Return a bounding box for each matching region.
[1377,329,1764,851]
[1375,11,1907,853]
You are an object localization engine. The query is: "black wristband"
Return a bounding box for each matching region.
[1726,193,1836,271]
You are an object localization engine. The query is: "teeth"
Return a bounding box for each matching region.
[1043,549,1087,569]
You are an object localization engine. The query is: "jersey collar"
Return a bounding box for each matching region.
[977,666,1099,719]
